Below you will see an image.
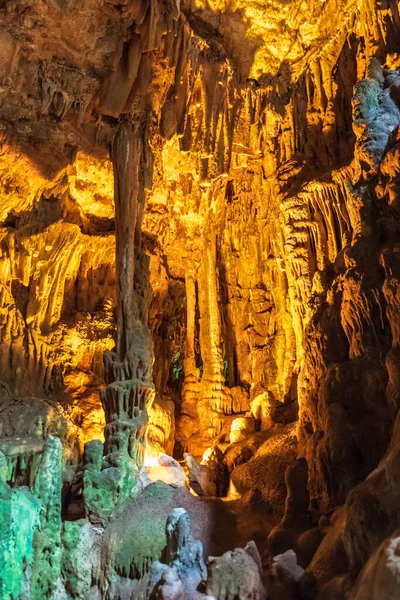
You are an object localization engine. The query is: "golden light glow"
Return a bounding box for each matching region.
[143,452,186,487]
[0,143,49,223]
[0,147,116,449]
[68,153,114,220]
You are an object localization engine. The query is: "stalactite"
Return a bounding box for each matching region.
[111,121,144,363]
[183,268,198,383]
[198,234,225,391]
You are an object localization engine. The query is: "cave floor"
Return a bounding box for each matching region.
[121,482,277,562]
[184,496,277,559]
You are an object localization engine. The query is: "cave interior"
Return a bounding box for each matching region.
[2,0,400,599]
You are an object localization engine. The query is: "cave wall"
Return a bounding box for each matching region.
[1,0,400,487]
[2,0,400,596]
[138,0,400,504]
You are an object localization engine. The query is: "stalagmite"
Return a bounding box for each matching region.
[84,120,155,520]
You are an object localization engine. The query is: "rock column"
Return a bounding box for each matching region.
[84,121,155,521]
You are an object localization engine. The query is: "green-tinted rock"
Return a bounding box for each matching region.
[0,452,7,483]
[61,520,99,599]
[83,428,141,522]
[0,452,41,600]
[105,482,174,585]
[30,436,63,600]
[62,522,81,598]
[83,377,151,523]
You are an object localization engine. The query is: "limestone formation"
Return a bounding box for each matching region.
[267,550,305,600]
[152,508,207,598]
[3,0,400,598]
[350,532,400,600]
[0,451,40,600]
[266,458,324,573]
[205,542,266,600]
[184,447,229,497]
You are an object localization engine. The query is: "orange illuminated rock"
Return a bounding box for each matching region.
[2,0,400,596]
[229,416,255,444]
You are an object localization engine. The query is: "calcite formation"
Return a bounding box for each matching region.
[2,0,400,598]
